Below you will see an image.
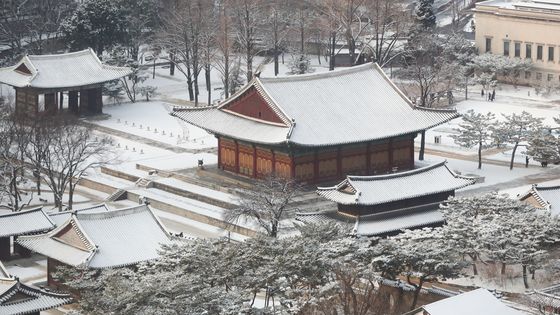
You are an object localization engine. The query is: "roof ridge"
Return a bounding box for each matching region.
[27,49,91,59]
[347,161,448,181]
[0,207,43,218]
[75,204,150,220]
[534,184,560,190]
[258,62,375,83]
[49,204,109,217]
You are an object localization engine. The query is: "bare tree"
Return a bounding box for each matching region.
[34,115,114,211]
[231,0,264,82]
[214,0,235,99]
[364,0,411,67]
[0,113,31,211]
[225,174,300,238]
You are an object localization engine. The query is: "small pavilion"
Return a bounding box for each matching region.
[0,261,72,315]
[0,208,55,260]
[0,48,131,115]
[298,161,476,236]
[17,204,172,287]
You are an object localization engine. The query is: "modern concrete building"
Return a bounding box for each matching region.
[473,0,560,84]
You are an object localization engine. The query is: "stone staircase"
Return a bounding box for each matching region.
[135,178,153,188]
[105,188,127,202]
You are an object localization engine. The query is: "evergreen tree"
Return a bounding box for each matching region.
[451,110,496,169]
[415,0,437,30]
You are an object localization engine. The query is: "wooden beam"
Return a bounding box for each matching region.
[366,142,371,175]
[234,140,239,174]
[419,131,426,161]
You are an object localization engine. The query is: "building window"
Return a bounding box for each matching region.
[485,38,492,53]
[549,47,555,61]
[503,41,510,56]
[537,72,542,80]
[514,42,521,57]
[525,71,531,80]
[526,44,532,59]
[537,45,543,60]
[548,74,554,81]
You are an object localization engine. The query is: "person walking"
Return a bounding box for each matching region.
[526,156,530,168]
[491,89,496,101]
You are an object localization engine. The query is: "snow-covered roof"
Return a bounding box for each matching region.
[17,205,172,269]
[0,208,56,238]
[0,261,72,315]
[420,288,523,315]
[0,48,132,89]
[172,63,458,147]
[519,184,560,215]
[317,161,476,206]
[296,203,443,236]
[528,283,560,309]
[354,203,444,236]
[48,204,110,227]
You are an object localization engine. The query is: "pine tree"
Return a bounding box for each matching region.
[451,110,496,169]
[415,0,437,30]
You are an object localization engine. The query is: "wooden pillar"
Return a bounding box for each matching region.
[366,142,372,175]
[271,150,276,175]
[234,140,239,174]
[419,131,426,161]
[69,91,79,114]
[313,149,319,182]
[388,139,394,170]
[79,89,88,113]
[410,137,415,169]
[59,91,64,111]
[252,145,257,178]
[44,93,57,113]
[86,88,102,114]
[290,156,295,179]
[336,146,342,178]
[217,137,222,169]
[0,237,10,260]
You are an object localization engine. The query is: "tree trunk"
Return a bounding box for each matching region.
[411,278,424,310]
[35,170,41,196]
[329,32,336,71]
[68,178,74,210]
[205,64,211,105]
[170,51,175,76]
[478,141,482,169]
[510,142,518,170]
[12,170,19,211]
[501,262,506,275]
[274,46,279,76]
[522,265,529,289]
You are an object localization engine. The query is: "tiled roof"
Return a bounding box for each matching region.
[0,49,131,89]
[354,203,444,236]
[0,208,55,238]
[17,205,172,269]
[48,204,110,227]
[0,261,72,315]
[296,203,443,236]
[172,106,290,145]
[172,63,458,147]
[317,161,476,206]
[520,184,560,215]
[421,288,523,315]
[0,280,72,315]
[528,284,560,309]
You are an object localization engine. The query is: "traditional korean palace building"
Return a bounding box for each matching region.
[17,205,172,287]
[519,184,560,215]
[0,49,131,115]
[298,161,476,236]
[0,261,72,315]
[172,63,458,183]
[0,208,55,261]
